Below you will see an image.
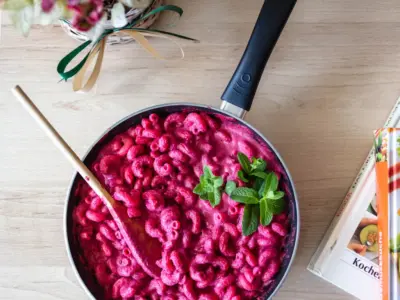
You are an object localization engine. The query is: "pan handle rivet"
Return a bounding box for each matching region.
[241,73,252,83]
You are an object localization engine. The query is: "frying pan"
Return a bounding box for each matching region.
[65,0,299,299]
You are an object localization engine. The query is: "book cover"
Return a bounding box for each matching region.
[375,128,400,300]
[308,97,400,300]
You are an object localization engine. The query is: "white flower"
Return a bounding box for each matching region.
[111,2,127,28]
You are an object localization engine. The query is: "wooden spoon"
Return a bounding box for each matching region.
[11,85,162,277]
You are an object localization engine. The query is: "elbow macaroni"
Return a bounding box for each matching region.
[73,112,289,299]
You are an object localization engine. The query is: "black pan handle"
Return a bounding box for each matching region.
[221,0,297,112]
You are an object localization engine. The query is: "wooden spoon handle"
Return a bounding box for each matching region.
[11,85,116,208]
[12,85,162,277]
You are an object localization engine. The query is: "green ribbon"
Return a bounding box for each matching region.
[57,5,197,82]
[57,40,91,81]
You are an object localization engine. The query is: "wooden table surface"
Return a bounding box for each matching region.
[1,0,400,299]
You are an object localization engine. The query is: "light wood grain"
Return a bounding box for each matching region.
[1,0,400,299]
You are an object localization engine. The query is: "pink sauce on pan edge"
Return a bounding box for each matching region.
[72,111,290,300]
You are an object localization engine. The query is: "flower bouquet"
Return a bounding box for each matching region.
[1,0,196,92]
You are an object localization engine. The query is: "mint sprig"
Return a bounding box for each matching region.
[237,170,249,183]
[237,152,268,182]
[230,188,259,204]
[192,153,285,237]
[237,152,251,174]
[260,198,273,226]
[193,166,223,207]
[242,204,260,236]
[250,157,267,173]
[230,172,285,236]
[225,181,237,196]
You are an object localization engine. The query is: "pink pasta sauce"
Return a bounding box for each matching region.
[73,111,289,299]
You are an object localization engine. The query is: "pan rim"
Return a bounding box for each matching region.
[64,102,300,300]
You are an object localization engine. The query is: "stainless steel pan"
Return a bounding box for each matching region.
[65,0,299,298]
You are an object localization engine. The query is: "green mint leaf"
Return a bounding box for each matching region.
[259,178,268,197]
[225,181,237,196]
[268,173,279,192]
[251,158,267,173]
[267,191,285,200]
[267,197,285,214]
[194,165,223,208]
[207,190,215,204]
[200,175,207,186]
[237,152,251,174]
[193,183,204,195]
[196,188,209,200]
[199,176,213,193]
[242,204,260,236]
[213,176,224,188]
[238,170,249,183]
[259,172,279,197]
[231,187,259,204]
[213,189,221,207]
[260,198,273,226]
[198,193,208,201]
[253,177,264,191]
[203,165,213,179]
[252,171,268,179]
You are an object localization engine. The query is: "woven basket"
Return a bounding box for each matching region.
[60,0,163,45]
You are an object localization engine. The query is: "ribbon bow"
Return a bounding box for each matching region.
[57,5,198,92]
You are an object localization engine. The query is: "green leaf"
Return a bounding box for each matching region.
[130,5,184,28]
[193,183,204,195]
[213,176,224,188]
[237,152,251,174]
[252,171,268,179]
[194,165,223,208]
[132,28,199,43]
[199,175,207,187]
[259,172,279,197]
[198,193,208,201]
[231,188,259,204]
[242,204,260,236]
[251,158,267,173]
[267,197,285,214]
[203,165,213,179]
[267,191,285,200]
[253,177,264,191]
[212,190,221,207]
[260,198,273,226]
[207,190,215,204]
[225,181,236,196]
[237,170,249,183]
[268,173,279,192]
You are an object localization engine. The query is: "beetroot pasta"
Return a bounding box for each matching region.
[72,112,290,299]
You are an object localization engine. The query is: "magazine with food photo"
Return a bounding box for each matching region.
[308,96,400,300]
[375,128,400,300]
